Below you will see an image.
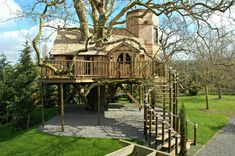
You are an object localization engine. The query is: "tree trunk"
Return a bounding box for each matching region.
[87,86,106,114]
[205,85,209,110]
[105,84,119,109]
[150,87,157,107]
[27,113,31,129]
[73,0,89,41]
[218,87,222,99]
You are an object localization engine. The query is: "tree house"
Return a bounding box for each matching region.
[39,9,197,156]
[40,9,163,110]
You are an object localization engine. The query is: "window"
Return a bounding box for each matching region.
[154,27,158,44]
[117,53,131,64]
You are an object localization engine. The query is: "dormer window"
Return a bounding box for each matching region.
[154,27,158,44]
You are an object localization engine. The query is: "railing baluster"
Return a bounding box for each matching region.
[175,134,179,155]
[42,60,158,79]
[155,114,158,148]
[144,104,147,137]
[168,128,171,153]
[162,121,165,145]
[149,109,152,146]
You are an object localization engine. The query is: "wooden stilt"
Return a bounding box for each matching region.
[173,73,176,130]
[58,84,61,114]
[144,104,147,139]
[169,69,172,125]
[41,83,45,127]
[139,85,142,111]
[131,84,133,102]
[60,83,64,132]
[155,115,158,148]
[149,110,152,146]
[175,73,179,132]
[139,85,142,105]
[97,86,101,125]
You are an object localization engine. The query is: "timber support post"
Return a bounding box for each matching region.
[144,104,147,139]
[176,73,179,132]
[41,82,45,127]
[60,83,64,132]
[139,85,142,111]
[97,86,101,125]
[148,109,152,146]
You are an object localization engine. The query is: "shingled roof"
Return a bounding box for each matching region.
[50,28,144,56]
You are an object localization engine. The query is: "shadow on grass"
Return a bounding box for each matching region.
[0,107,57,143]
[0,124,29,142]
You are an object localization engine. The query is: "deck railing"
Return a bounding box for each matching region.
[41,60,164,79]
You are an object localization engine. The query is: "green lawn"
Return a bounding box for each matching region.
[179,95,235,145]
[0,126,122,156]
[0,107,122,156]
[0,95,235,155]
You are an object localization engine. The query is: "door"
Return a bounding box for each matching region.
[117,53,132,78]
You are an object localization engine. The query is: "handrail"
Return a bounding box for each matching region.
[145,104,179,134]
[41,60,157,79]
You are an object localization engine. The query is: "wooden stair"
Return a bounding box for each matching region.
[144,105,182,156]
[143,70,196,156]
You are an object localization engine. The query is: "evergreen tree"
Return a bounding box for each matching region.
[12,41,38,130]
[179,103,188,156]
[0,54,14,124]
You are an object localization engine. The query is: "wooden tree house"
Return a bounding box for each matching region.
[41,9,162,110]
[39,9,196,155]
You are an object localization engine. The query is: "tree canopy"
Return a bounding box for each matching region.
[18,0,235,71]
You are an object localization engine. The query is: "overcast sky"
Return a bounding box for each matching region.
[1,0,235,63]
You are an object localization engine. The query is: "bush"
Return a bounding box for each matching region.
[188,87,199,96]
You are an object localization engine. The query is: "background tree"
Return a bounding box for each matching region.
[0,54,14,124]
[20,0,234,71]
[12,41,38,130]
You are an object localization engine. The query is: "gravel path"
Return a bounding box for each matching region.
[196,117,235,156]
[39,104,144,140]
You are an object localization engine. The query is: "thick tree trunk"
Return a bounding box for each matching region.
[218,87,222,99]
[205,85,209,110]
[73,0,89,41]
[150,87,157,107]
[87,86,106,114]
[27,113,31,129]
[106,84,119,109]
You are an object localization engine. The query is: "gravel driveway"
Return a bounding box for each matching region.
[39,103,144,140]
[196,117,235,156]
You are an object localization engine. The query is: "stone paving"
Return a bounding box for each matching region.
[39,104,144,140]
[196,117,235,156]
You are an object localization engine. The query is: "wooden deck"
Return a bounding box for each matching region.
[41,60,165,82]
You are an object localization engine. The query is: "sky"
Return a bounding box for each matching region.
[1,0,235,64]
[0,0,59,63]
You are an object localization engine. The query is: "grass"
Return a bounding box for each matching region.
[0,107,123,156]
[179,95,235,145]
[0,95,234,155]
[0,127,122,156]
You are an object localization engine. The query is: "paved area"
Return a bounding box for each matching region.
[39,104,144,140]
[196,117,235,156]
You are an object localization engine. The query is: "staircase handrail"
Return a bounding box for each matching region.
[145,104,180,136]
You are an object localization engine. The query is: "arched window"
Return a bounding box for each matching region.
[126,53,131,64]
[117,53,131,64]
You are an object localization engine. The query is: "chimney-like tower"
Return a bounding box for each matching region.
[126,9,159,56]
